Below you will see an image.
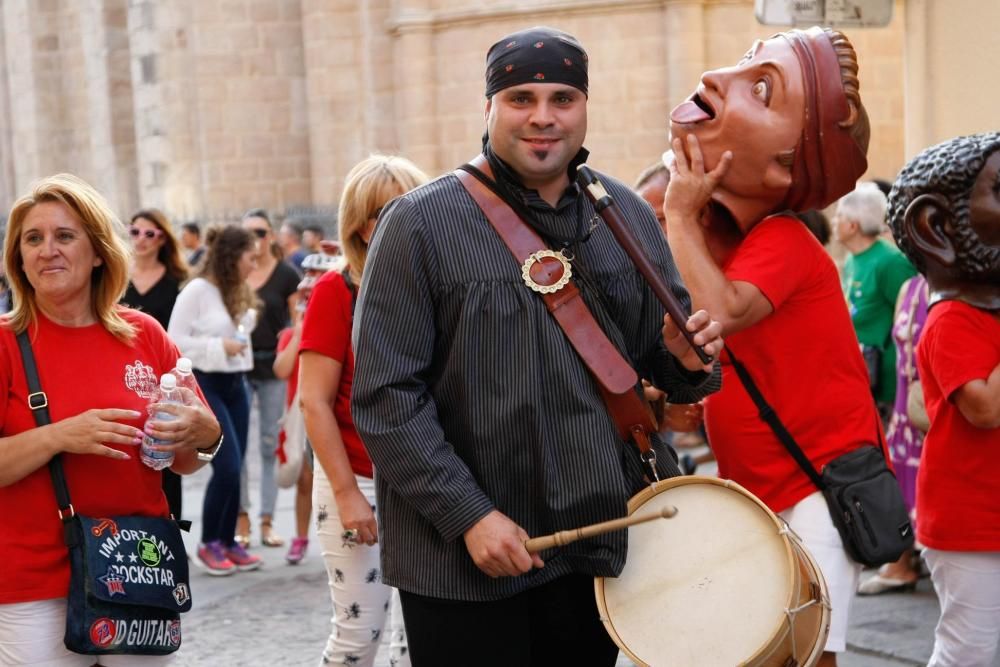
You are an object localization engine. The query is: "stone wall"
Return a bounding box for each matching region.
[0,0,988,226]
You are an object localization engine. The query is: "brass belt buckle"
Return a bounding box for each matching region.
[521,250,571,294]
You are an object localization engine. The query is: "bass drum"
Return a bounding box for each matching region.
[595,476,830,666]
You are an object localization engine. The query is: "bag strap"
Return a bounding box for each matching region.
[724,346,826,490]
[15,330,76,526]
[453,156,658,463]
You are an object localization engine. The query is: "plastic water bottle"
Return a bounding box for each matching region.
[140,374,182,470]
[171,357,198,403]
[234,308,257,346]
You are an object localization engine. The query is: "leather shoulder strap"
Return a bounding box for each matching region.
[454,157,656,447]
[16,330,75,516]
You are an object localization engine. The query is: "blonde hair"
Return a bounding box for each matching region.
[4,173,135,341]
[339,155,429,285]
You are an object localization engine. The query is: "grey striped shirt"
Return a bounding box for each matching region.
[352,163,721,601]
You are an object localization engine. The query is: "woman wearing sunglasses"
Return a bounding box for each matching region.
[122,208,190,521]
[123,209,188,332]
[236,209,301,549]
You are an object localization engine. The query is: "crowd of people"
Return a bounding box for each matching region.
[0,21,997,667]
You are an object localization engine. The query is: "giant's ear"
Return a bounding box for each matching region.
[903,193,956,268]
[484,98,492,122]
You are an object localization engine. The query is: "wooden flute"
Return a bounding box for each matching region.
[576,165,713,365]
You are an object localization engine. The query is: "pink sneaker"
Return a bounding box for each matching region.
[197,540,236,576]
[225,542,262,572]
[286,537,308,565]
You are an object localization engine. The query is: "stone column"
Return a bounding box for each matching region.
[79,0,139,216]
[392,0,439,174]
[1,0,56,191]
[0,8,16,207]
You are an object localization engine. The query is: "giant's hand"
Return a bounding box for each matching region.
[662,310,724,373]
[51,409,144,460]
[463,510,544,578]
[664,135,732,221]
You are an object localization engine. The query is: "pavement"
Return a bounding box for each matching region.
[169,422,998,666]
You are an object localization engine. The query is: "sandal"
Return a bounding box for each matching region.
[235,512,251,548]
[261,517,284,548]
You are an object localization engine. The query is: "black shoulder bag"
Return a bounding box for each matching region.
[725,346,914,568]
[17,331,192,655]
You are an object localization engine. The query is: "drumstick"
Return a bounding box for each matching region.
[523,505,678,554]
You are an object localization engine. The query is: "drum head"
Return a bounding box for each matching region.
[596,477,796,667]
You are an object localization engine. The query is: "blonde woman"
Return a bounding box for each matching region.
[0,174,219,665]
[299,156,428,667]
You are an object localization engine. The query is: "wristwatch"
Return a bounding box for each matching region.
[196,433,224,462]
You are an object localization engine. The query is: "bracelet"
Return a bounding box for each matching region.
[198,432,223,453]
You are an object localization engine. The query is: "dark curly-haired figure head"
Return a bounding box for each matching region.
[887,133,1000,308]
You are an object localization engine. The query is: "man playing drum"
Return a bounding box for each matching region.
[663,27,877,666]
[351,26,723,666]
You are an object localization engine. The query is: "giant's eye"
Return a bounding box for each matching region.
[751,78,771,105]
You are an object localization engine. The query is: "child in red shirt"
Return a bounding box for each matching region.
[887,133,1000,667]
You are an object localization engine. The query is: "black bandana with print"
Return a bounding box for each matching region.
[484,26,589,98]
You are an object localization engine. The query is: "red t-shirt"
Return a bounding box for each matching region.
[0,309,179,604]
[915,300,1000,550]
[299,271,373,478]
[704,216,878,512]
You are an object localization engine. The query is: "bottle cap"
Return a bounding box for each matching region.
[159,374,178,391]
[176,357,193,373]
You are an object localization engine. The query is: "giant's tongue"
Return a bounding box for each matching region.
[670,100,711,124]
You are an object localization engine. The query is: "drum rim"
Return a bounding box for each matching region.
[594,475,816,667]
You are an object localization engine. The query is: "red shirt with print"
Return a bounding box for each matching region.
[916,300,1000,550]
[0,309,179,604]
[299,271,373,478]
[704,216,878,512]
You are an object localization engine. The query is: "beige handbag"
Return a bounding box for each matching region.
[903,282,930,432]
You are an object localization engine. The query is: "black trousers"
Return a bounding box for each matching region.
[399,573,619,667]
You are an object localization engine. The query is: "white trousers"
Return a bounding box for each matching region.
[0,598,174,666]
[313,470,410,667]
[779,491,862,653]
[925,549,1000,667]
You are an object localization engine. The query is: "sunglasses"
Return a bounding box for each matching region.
[129,227,163,240]
[249,228,269,239]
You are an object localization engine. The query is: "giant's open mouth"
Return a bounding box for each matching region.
[670,89,716,124]
[691,92,716,120]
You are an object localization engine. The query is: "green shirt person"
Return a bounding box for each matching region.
[834,183,917,406]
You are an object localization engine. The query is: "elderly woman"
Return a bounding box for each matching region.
[0,174,221,666]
